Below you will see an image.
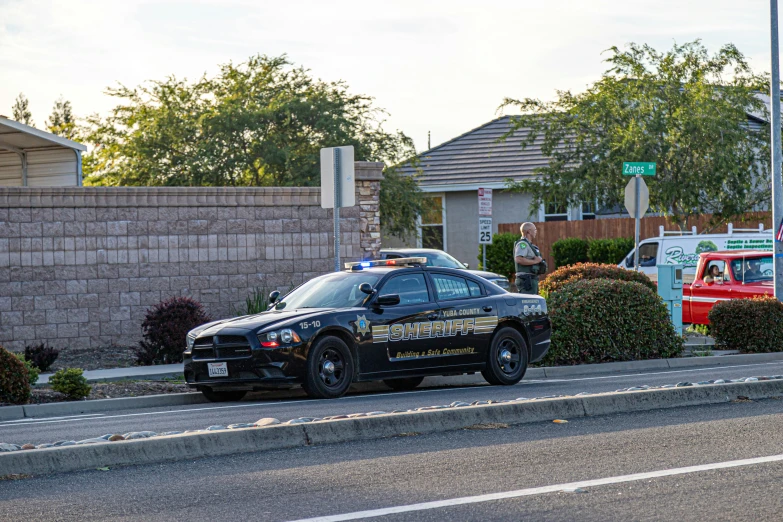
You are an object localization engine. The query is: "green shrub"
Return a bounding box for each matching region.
[136,297,212,365]
[587,237,634,265]
[0,346,31,405]
[24,343,59,372]
[551,238,588,268]
[477,232,518,278]
[49,368,92,400]
[231,287,270,316]
[539,262,656,298]
[709,296,783,353]
[14,353,39,386]
[542,279,683,366]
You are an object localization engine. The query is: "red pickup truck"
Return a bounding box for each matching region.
[682,250,773,325]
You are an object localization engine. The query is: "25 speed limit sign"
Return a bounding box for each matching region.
[478,217,492,245]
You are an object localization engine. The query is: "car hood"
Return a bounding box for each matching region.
[467,269,506,280]
[190,308,338,337]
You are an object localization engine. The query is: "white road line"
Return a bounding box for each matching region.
[287,453,783,522]
[1,413,105,424]
[3,360,781,428]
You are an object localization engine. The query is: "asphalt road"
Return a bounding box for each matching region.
[3,360,783,446]
[2,397,783,520]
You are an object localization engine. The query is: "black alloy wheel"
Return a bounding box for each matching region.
[481,327,528,386]
[382,376,425,391]
[303,336,354,399]
[201,389,247,402]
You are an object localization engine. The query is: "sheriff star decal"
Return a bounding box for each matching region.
[355,314,371,336]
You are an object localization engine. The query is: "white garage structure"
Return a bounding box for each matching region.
[0,116,86,186]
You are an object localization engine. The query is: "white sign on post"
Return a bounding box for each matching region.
[624,177,649,218]
[478,187,493,216]
[320,146,355,209]
[479,217,493,245]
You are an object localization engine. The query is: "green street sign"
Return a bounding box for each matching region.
[622,162,656,176]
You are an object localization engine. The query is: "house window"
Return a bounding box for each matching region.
[581,201,597,220]
[544,200,568,222]
[419,195,445,249]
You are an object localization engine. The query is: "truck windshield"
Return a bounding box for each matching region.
[730,256,773,283]
[276,272,381,310]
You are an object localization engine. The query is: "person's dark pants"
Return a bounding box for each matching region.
[514,274,539,295]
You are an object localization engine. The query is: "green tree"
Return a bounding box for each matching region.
[11,93,34,126]
[501,41,770,229]
[83,54,426,238]
[46,96,77,140]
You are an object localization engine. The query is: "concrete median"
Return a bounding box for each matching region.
[3,379,782,478]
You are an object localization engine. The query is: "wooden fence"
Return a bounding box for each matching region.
[498,212,771,268]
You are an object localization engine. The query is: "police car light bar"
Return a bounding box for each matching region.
[344,257,428,270]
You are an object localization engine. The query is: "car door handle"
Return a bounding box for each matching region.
[483,306,493,312]
[427,313,438,320]
[692,284,702,288]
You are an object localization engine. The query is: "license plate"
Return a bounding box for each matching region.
[207,362,228,378]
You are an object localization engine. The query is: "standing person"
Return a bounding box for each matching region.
[514,222,545,294]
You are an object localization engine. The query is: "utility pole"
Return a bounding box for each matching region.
[771,0,783,300]
[427,131,431,150]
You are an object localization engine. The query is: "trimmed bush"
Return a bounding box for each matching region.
[477,232,518,278]
[539,262,656,298]
[49,368,91,400]
[587,237,634,265]
[14,353,39,386]
[0,346,31,405]
[136,296,212,365]
[24,343,59,372]
[551,238,588,268]
[709,296,783,353]
[542,279,683,366]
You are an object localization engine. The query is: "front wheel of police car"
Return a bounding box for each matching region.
[481,327,529,386]
[302,335,355,399]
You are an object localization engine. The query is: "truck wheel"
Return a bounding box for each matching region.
[201,389,247,402]
[303,336,354,399]
[481,327,528,386]
[383,376,425,391]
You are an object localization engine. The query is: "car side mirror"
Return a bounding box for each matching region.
[269,290,280,304]
[359,282,374,295]
[463,262,469,269]
[375,294,401,307]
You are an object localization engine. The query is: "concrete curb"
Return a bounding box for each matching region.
[2,380,782,477]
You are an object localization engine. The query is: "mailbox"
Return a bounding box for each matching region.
[657,264,683,336]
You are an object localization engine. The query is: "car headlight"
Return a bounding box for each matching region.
[186,333,196,351]
[259,329,300,347]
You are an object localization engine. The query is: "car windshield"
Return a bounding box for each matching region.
[276,272,381,310]
[406,251,464,268]
[730,256,773,283]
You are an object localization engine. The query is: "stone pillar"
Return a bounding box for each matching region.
[354,161,384,260]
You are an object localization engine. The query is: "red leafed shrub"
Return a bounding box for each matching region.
[542,279,683,366]
[0,346,31,405]
[709,296,783,353]
[539,262,656,297]
[136,297,211,365]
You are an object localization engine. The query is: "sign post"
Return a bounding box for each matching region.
[623,162,653,271]
[321,146,355,271]
[478,188,493,269]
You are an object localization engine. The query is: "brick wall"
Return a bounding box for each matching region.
[0,161,384,351]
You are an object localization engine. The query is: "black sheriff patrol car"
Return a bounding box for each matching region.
[184,257,551,401]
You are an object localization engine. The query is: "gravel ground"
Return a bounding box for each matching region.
[49,344,138,372]
[24,381,193,405]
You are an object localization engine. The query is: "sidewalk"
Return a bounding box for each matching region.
[37,364,184,386]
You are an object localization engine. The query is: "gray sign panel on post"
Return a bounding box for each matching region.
[624,177,649,218]
[320,146,355,209]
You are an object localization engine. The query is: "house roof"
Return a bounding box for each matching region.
[404,97,773,191]
[399,116,548,190]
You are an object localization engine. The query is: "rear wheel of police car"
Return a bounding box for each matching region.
[382,376,425,391]
[201,389,247,402]
[481,327,528,386]
[302,336,354,399]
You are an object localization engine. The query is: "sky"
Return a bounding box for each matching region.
[0,0,775,152]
